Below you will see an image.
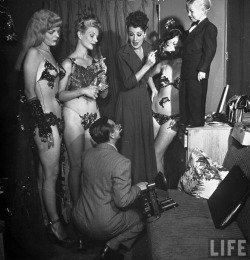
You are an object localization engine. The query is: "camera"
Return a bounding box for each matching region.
[138,183,178,221]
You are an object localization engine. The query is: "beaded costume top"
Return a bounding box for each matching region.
[66,57,109,92]
[160,76,180,90]
[37,53,66,89]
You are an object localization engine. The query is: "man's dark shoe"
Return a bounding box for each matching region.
[100,244,124,260]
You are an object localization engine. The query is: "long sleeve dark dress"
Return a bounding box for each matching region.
[115,40,157,184]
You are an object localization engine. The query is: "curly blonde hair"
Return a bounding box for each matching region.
[75,14,101,38]
[15,9,62,70]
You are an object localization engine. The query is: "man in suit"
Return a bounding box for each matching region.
[72,117,148,260]
[179,0,217,127]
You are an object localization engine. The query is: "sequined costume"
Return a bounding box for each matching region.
[39,60,65,89]
[63,57,102,130]
[152,111,179,130]
[66,57,108,92]
[25,50,66,137]
[31,111,64,137]
[160,76,180,90]
[17,49,65,141]
[152,73,181,127]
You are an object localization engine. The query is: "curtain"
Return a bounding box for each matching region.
[227,0,250,100]
[43,0,158,118]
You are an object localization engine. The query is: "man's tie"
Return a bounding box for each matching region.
[191,20,199,27]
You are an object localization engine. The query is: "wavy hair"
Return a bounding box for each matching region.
[126,10,149,32]
[89,117,114,144]
[15,9,62,70]
[75,14,101,38]
[158,19,185,60]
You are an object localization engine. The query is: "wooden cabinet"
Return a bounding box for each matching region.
[182,124,232,166]
[164,124,232,189]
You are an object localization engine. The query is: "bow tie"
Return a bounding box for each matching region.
[191,20,199,27]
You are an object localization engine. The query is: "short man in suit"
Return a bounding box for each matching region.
[72,117,148,259]
[179,0,217,127]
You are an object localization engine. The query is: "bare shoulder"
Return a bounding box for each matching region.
[160,60,169,66]
[61,58,73,72]
[25,47,42,62]
[162,62,173,71]
[24,47,43,69]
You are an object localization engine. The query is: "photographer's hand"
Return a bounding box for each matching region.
[136,182,148,191]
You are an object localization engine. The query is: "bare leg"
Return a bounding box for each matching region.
[63,107,100,206]
[153,117,160,139]
[35,126,61,222]
[37,163,48,226]
[154,119,177,175]
[63,107,86,206]
[34,122,75,247]
[85,128,95,150]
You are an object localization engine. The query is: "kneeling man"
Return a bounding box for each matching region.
[72,117,147,259]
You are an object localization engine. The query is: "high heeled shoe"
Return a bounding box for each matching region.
[48,219,75,248]
[154,171,168,191]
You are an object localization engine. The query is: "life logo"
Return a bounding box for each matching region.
[209,239,249,257]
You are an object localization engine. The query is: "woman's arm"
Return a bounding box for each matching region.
[149,61,163,78]
[23,48,54,148]
[23,48,41,99]
[147,61,167,102]
[135,51,156,82]
[147,77,158,102]
[58,59,98,102]
[117,49,156,90]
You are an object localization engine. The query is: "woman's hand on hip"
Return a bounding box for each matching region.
[151,87,158,102]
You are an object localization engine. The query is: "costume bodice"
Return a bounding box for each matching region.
[36,50,65,89]
[66,58,105,91]
[160,76,180,90]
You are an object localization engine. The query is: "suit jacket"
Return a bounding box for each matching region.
[73,143,141,238]
[181,18,217,79]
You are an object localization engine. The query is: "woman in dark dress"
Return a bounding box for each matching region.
[115,10,158,184]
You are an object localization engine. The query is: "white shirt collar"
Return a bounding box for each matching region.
[107,142,118,152]
[189,16,206,32]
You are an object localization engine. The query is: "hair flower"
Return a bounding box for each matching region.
[165,18,176,31]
